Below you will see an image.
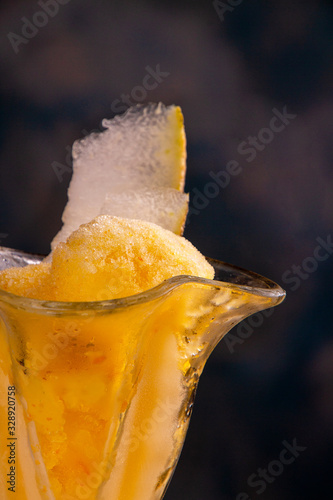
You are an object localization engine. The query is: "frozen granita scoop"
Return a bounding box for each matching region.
[0,215,214,301]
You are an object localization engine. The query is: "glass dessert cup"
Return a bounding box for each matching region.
[0,247,285,500]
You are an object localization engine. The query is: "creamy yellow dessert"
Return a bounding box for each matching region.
[0,215,215,500]
[0,216,214,302]
[1,102,199,499]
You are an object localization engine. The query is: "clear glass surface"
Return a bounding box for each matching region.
[0,247,285,500]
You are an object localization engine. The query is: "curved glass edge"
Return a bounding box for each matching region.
[0,247,286,314]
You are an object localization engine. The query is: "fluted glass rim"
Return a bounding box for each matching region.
[0,247,286,314]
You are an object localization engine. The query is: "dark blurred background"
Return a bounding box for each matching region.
[1,0,333,498]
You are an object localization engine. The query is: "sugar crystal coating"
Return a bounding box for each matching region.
[52,103,186,248]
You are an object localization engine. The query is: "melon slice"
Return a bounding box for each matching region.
[52,103,187,249]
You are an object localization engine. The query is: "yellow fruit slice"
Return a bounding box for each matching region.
[52,103,187,249]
